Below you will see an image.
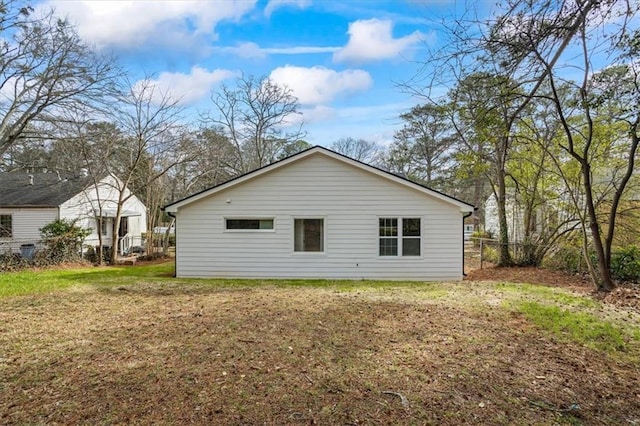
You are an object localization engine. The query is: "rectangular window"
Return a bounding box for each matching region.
[0,214,12,238]
[294,218,324,252]
[402,218,421,256]
[379,217,421,256]
[378,218,398,256]
[226,218,274,230]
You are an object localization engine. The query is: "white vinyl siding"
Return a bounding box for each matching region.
[174,153,465,280]
[0,207,58,253]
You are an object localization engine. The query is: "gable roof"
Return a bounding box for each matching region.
[0,172,93,208]
[164,146,475,213]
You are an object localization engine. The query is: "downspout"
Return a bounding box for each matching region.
[462,210,474,277]
[166,210,177,277]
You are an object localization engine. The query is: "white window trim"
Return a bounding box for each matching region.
[292,216,327,254]
[377,216,423,258]
[223,217,276,233]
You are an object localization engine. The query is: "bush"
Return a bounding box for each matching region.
[84,245,113,264]
[482,245,499,263]
[40,219,91,263]
[544,240,595,275]
[611,246,640,283]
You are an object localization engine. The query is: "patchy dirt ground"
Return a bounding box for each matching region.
[466,265,640,312]
[1,280,639,425]
[466,265,591,289]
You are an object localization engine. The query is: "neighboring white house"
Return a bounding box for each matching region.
[0,172,146,255]
[164,146,475,280]
[484,192,570,242]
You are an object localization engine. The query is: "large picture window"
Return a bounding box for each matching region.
[226,218,274,231]
[0,214,12,238]
[379,217,421,256]
[294,218,324,252]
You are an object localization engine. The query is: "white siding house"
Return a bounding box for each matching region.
[164,146,474,280]
[0,173,146,255]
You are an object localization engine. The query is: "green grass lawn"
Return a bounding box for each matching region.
[0,262,175,297]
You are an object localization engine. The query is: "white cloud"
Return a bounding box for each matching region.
[141,67,236,105]
[265,46,340,55]
[269,65,372,105]
[218,42,340,59]
[264,0,311,17]
[43,0,257,49]
[333,18,424,64]
[220,42,268,59]
[300,105,337,123]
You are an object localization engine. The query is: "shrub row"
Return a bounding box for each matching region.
[545,244,640,283]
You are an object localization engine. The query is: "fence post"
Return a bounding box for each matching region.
[480,238,484,270]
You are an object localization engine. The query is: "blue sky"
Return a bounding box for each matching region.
[39,0,476,146]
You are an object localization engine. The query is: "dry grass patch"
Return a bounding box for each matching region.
[1,278,639,424]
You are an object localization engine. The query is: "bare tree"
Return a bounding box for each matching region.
[111,78,197,262]
[167,127,238,199]
[0,1,119,158]
[330,137,382,165]
[53,78,194,263]
[203,74,305,174]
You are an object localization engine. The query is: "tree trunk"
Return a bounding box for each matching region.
[581,161,615,292]
[96,216,104,265]
[110,210,123,265]
[496,169,513,266]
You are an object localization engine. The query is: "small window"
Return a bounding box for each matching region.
[226,218,274,230]
[294,218,324,252]
[379,217,421,256]
[0,214,12,238]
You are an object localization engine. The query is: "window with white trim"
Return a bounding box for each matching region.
[225,218,274,230]
[0,214,12,238]
[379,217,421,256]
[294,218,324,252]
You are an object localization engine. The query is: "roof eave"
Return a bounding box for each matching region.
[0,204,59,209]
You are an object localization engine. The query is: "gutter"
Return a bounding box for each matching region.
[462,210,474,277]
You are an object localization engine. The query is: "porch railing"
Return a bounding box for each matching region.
[118,233,132,256]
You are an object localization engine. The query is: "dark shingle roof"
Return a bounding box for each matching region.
[0,172,92,207]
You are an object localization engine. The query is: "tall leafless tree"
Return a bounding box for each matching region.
[0,1,120,158]
[203,74,305,174]
[330,137,382,165]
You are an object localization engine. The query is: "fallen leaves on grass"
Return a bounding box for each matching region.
[1,284,639,425]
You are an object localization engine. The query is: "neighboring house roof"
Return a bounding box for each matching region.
[164,145,475,213]
[0,172,93,208]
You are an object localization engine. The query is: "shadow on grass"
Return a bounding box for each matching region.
[2,260,454,298]
[96,276,447,298]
